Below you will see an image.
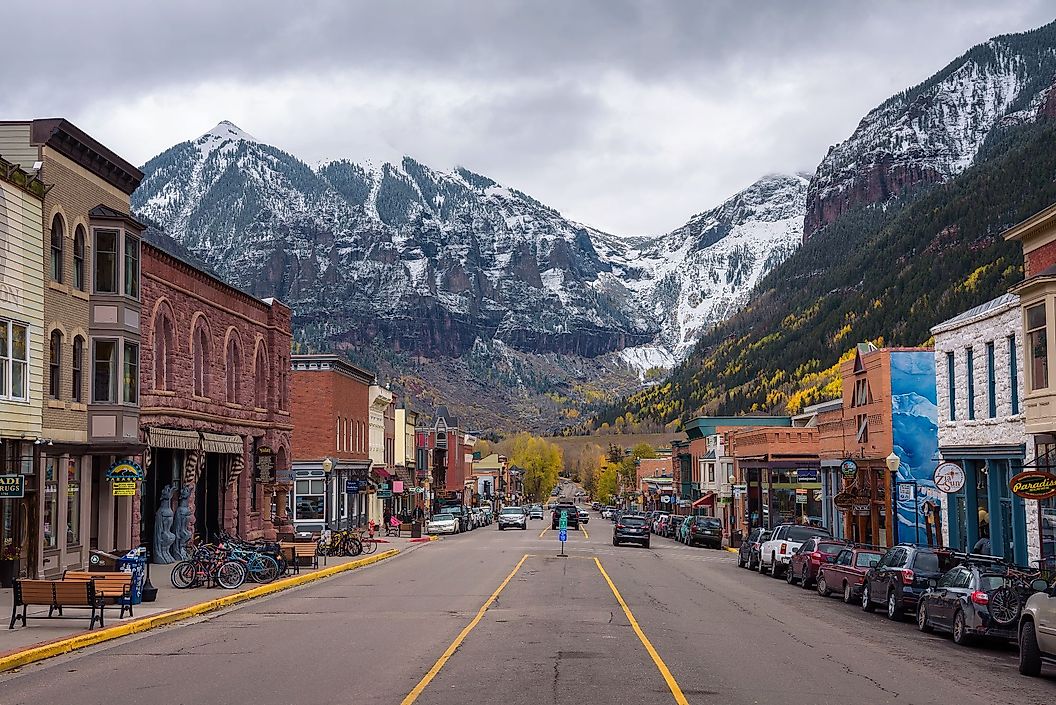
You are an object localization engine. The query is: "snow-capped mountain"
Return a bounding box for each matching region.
[134,123,802,373]
[805,21,1056,238]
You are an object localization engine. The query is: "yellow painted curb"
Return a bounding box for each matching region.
[0,548,399,673]
[725,547,738,554]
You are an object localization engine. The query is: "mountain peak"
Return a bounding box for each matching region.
[203,120,258,144]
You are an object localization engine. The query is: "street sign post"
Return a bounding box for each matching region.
[558,510,569,557]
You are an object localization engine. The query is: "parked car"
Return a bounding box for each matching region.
[737,528,768,569]
[685,517,723,548]
[442,505,469,532]
[918,561,1047,646]
[816,545,885,603]
[758,524,831,577]
[674,516,692,543]
[426,512,458,535]
[591,502,601,511]
[861,544,961,620]
[497,506,528,530]
[1019,576,1056,676]
[613,514,650,548]
[787,537,846,588]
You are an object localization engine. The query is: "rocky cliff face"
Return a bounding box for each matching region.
[804,21,1056,239]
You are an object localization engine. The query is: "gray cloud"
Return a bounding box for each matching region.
[2,1,1054,233]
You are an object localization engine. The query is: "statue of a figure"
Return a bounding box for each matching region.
[153,484,177,564]
[173,484,194,560]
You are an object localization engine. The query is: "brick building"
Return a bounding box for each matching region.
[417,407,475,512]
[290,354,373,532]
[137,240,292,558]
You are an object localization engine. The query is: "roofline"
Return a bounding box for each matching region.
[1002,200,1056,243]
[290,354,376,384]
[930,295,1020,335]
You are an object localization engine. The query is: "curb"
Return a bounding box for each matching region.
[0,548,399,673]
[725,547,738,554]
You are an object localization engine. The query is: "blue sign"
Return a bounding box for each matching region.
[558,528,567,542]
[345,480,360,493]
[660,495,672,504]
[106,459,144,480]
[796,469,819,482]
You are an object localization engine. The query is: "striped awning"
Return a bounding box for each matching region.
[183,450,202,485]
[227,453,245,487]
[148,428,201,451]
[202,432,243,455]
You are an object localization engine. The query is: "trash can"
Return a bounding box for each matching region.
[89,548,128,572]
[411,521,422,539]
[730,530,743,549]
[116,548,148,605]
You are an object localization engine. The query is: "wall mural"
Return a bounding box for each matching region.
[890,351,940,544]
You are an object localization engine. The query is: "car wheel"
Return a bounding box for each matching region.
[800,565,813,590]
[916,601,933,633]
[1019,620,1043,676]
[499,525,504,530]
[786,563,797,585]
[613,538,618,546]
[644,541,650,549]
[770,555,782,579]
[757,556,767,574]
[843,582,855,605]
[952,610,972,646]
[886,590,903,621]
[816,574,830,597]
[861,583,875,612]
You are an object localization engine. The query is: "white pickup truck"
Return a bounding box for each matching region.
[757,523,832,578]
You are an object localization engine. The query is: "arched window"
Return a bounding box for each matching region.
[50,215,65,283]
[193,324,210,397]
[254,345,268,408]
[226,336,242,404]
[153,312,174,391]
[73,226,86,291]
[48,330,62,399]
[72,336,84,402]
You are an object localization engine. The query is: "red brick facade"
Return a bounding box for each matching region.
[1025,238,1056,278]
[290,358,371,463]
[136,242,293,545]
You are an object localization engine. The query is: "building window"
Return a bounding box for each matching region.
[855,413,869,443]
[73,226,86,291]
[986,341,996,418]
[255,346,267,408]
[294,479,325,520]
[67,457,81,545]
[72,336,84,402]
[226,338,241,404]
[1027,303,1048,391]
[193,325,209,397]
[94,229,118,294]
[92,339,117,403]
[123,342,138,404]
[852,378,870,407]
[49,330,62,399]
[43,457,58,548]
[966,347,975,420]
[947,351,956,421]
[50,214,64,283]
[153,314,173,391]
[1010,334,1020,414]
[0,321,28,401]
[124,234,139,298]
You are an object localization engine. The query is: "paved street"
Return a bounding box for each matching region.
[2,509,1054,704]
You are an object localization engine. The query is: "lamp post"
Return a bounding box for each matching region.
[886,451,915,543]
[322,456,333,530]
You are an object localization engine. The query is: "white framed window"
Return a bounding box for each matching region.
[0,320,29,401]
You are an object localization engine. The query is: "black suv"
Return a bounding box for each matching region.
[613,514,650,548]
[551,504,580,530]
[861,544,961,620]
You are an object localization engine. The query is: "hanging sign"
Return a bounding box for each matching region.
[796,469,819,482]
[933,462,966,494]
[346,480,361,493]
[0,475,25,498]
[851,501,871,516]
[392,480,404,493]
[1009,470,1056,500]
[255,445,274,483]
[106,460,144,480]
[112,481,138,496]
[840,459,859,480]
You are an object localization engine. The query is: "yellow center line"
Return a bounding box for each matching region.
[581,525,589,540]
[400,554,530,705]
[539,527,549,538]
[594,557,689,705]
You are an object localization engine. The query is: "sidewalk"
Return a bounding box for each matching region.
[0,535,432,664]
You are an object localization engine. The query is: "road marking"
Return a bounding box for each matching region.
[581,526,589,540]
[400,553,529,705]
[539,527,549,538]
[594,557,689,705]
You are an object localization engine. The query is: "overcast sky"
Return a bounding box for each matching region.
[1,1,1053,235]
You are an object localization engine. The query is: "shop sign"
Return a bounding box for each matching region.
[660,495,672,503]
[0,475,25,499]
[392,480,404,493]
[255,445,274,483]
[1009,470,1056,500]
[832,493,855,510]
[851,501,871,516]
[796,469,819,482]
[377,489,393,499]
[345,480,361,493]
[933,462,966,494]
[112,481,137,496]
[106,460,144,480]
[275,469,293,482]
[897,483,915,502]
[796,494,807,504]
[840,459,858,480]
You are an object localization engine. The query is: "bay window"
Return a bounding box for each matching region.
[1027,303,1048,391]
[123,342,139,404]
[92,340,117,403]
[124,234,139,298]
[94,230,118,294]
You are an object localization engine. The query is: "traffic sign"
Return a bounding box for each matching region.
[558,510,568,530]
[558,528,567,542]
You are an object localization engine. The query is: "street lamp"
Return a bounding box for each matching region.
[885,452,900,474]
[322,456,333,530]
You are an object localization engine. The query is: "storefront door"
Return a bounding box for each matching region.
[195,454,223,541]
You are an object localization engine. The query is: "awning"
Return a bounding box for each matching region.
[148,428,201,451]
[691,492,716,508]
[201,432,244,455]
[227,453,245,487]
[374,467,392,479]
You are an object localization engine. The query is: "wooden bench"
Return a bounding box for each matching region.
[62,571,134,619]
[9,579,105,629]
[279,542,319,573]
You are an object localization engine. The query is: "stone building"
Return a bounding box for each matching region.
[137,240,292,556]
[931,294,1034,564]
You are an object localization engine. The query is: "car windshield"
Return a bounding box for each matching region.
[500,508,522,515]
[979,574,1012,591]
[695,518,721,527]
[787,526,830,542]
[432,514,454,521]
[621,516,647,526]
[855,552,883,567]
[914,551,959,574]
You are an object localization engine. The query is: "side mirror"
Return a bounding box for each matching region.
[1031,578,1050,593]
[928,579,938,588]
[869,560,879,568]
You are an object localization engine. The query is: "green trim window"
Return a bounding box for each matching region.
[986,341,996,418]
[123,342,139,404]
[123,234,139,298]
[947,351,956,421]
[1009,334,1020,414]
[966,348,975,420]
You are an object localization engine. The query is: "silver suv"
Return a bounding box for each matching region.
[1019,577,1056,676]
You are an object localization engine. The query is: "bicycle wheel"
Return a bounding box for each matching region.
[348,537,363,556]
[363,538,378,555]
[216,560,247,589]
[247,555,279,583]
[988,587,1024,625]
[171,561,196,589]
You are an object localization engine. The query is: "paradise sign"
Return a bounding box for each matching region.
[1009,470,1056,500]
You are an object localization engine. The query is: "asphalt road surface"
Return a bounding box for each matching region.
[3,507,1054,704]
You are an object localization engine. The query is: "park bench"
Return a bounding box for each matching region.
[62,570,135,619]
[9,579,105,630]
[280,542,319,573]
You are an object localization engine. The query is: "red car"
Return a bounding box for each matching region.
[786,536,846,588]
[816,545,885,603]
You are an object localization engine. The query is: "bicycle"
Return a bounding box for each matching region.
[171,542,246,589]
